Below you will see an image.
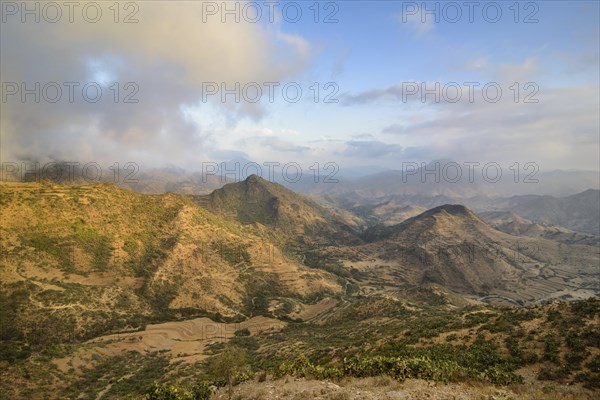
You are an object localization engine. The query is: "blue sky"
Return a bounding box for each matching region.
[2,1,599,172]
[240,0,600,170]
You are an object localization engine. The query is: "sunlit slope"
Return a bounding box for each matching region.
[357,204,599,303]
[0,181,342,347]
[196,174,363,246]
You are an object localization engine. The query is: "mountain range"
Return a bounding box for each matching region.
[1,174,599,399]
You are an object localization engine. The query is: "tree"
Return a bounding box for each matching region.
[210,345,248,400]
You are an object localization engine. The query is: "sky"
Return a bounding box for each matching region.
[1,0,599,174]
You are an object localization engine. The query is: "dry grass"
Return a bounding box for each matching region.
[211,376,598,400]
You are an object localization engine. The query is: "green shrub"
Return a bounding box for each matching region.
[190,382,213,400]
[586,355,600,373]
[0,340,31,362]
[144,382,186,400]
[143,381,213,400]
[505,336,537,366]
[570,298,600,318]
[484,365,524,385]
[273,349,521,386]
[234,328,251,337]
[543,335,560,364]
[446,334,458,342]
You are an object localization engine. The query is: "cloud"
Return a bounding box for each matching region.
[258,138,310,153]
[351,133,376,139]
[455,57,490,72]
[382,124,409,135]
[338,140,403,158]
[336,56,598,169]
[379,85,599,170]
[342,58,541,106]
[1,2,313,168]
[340,83,406,106]
[498,57,539,83]
[396,6,435,37]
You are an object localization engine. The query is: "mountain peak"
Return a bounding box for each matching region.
[245,174,264,184]
[200,173,362,244]
[424,204,471,216]
[363,203,485,243]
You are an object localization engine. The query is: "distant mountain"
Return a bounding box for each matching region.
[122,167,228,195]
[1,162,229,195]
[478,189,600,236]
[368,203,428,226]
[336,165,392,179]
[479,210,600,246]
[358,204,599,303]
[301,160,599,198]
[323,188,600,236]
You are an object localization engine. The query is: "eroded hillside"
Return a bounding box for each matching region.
[0,181,343,350]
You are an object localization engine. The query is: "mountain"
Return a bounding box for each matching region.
[481,189,600,235]
[305,161,600,198]
[321,188,600,236]
[357,204,599,303]
[195,174,363,247]
[367,203,428,226]
[479,210,600,246]
[1,162,229,195]
[363,204,482,241]
[1,181,599,399]
[119,167,228,195]
[360,205,517,295]
[0,181,343,348]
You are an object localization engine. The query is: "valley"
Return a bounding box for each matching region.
[1,177,598,399]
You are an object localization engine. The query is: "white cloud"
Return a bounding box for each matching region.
[396,6,435,37]
[1,1,313,168]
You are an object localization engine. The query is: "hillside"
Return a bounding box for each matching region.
[0,181,343,351]
[318,188,600,237]
[3,293,598,399]
[195,174,363,247]
[356,205,599,303]
[479,211,600,246]
[494,189,600,236]
[0,182,598,399]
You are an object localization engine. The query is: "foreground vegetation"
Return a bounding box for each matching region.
[3,296,596,399]
[133,299,598,399]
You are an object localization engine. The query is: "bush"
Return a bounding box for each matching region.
[543,335,560,364]
[505,336,537,366]
[0,340,31,362]
[446,334,458,342]
[484,366,524,385]
[143,381,213,400]
[209,345,249,400]
[537,366,571,382]
[586,355,600,373]
[144,382,186,400]
[273,351,521,386]
[570,298,600,318]
[190,382,213,400]
[234,328,251,337]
